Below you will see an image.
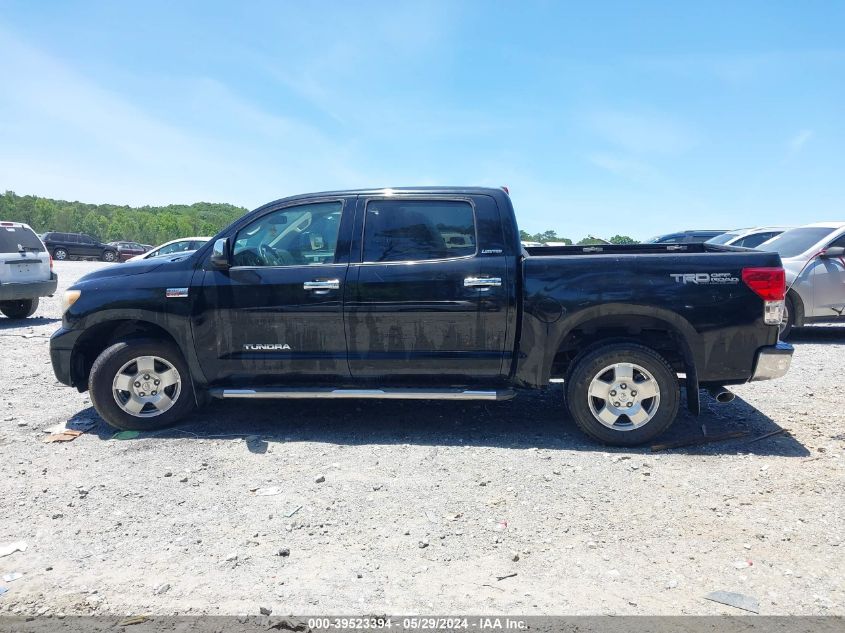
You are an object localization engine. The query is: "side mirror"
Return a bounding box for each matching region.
[820,246,845,259]
[210,238,231,269]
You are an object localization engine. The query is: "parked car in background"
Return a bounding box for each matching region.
[646,230,727,244]
[706,227,790,249]
[128,237,211,261]
[108,241,151,262]
[0,221,58,319]
[757,222,845,338]
[42,232,119,262]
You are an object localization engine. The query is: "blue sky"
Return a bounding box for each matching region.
[1,1,844,239]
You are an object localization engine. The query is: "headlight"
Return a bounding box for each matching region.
[62,289,81,313]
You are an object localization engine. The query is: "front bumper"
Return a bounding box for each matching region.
[50,327,79,387]
[750,342,793,381]
[0,274,58,301]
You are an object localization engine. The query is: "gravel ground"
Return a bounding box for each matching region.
[0,260,843,616]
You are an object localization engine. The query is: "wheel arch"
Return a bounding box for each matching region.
[519,304,701,414]
[787,287,805,326]
[69,319,199,399]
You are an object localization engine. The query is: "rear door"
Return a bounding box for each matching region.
[344,194,510,382]
[192,197,353,384]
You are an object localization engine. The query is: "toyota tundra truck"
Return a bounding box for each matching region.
[49,187,793,445]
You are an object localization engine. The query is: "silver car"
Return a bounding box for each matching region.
[757,222,845,338]
[706,226,790,249]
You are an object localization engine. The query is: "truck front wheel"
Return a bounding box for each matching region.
[89,339,196,431]
[566,343,679,446]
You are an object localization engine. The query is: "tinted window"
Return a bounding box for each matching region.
[233,201,343,267]
[0,225,45,252]
[760,227,836,258]
[157,241,192,255]
[363,200,476,262]
[706,231,741,245]
[65,234,78,243]
[828,233,845,248]
[79,235,95,244]
[735,231,779,248]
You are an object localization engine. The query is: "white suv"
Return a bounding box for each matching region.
[0,221,58,319]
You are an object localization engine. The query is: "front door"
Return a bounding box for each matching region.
[344,195,510,382]
[79,235,99,258]
[191,199,351,385]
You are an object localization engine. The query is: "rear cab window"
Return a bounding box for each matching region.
[0,225,45,253]
[362,200,476,262]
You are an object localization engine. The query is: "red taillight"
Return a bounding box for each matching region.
[501,186,509,195]
[742,267,785,301]
[49,252,53,270]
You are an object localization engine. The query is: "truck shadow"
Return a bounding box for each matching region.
[76,387,810,457]
[788,325,845,344]
[0,317,60,330]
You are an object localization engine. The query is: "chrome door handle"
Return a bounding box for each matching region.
[464,276,502,288]
[303,279,340,291]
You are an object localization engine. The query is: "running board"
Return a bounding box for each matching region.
[209,387,516,401]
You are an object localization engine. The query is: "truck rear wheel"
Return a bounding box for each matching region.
[566,343,679,446]
[89,339,196,431]
[0,298,38,319]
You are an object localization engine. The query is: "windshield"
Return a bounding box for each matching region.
[0,225,45,252]
[758,227,835,258]
[706,231,742,245]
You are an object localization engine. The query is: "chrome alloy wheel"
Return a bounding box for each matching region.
[112,355,181,417]
[587,362,660,430]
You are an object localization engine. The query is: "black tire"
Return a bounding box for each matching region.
[89,338,196,431]
[565,343,680,446]
[101,250,117,262]
[0,297,38,319]
[53,248,68,261]
[779,295,795,340]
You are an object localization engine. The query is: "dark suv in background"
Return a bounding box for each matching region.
[42,232,119,262]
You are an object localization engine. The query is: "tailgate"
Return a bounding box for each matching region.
[1,254,50,283]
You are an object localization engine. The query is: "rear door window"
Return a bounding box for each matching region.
[362,200,476,262]
[0,226,45,252]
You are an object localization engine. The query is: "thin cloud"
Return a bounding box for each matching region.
[789,129,814,151]
[587,109,698,155]
[0,26,372,207]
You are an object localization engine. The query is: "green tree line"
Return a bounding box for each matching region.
[519,229,637,245]
[1,191,248,246]
[2,191,639,248]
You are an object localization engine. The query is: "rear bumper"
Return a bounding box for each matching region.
[0,274,58,300]
[750,342,793,382]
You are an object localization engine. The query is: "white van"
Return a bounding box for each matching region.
[0,221,58,319]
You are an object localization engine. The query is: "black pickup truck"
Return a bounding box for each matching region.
[50,187,793,445]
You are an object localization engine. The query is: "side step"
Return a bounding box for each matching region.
[209,387,516,401]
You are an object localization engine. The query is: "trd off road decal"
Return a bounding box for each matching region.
[670,272,739,285]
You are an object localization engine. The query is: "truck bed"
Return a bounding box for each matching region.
[525,243,741,257]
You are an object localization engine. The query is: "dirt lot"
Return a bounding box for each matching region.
[0,260,843,616]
